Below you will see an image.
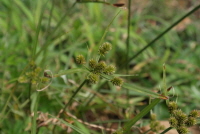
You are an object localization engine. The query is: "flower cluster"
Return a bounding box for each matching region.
[98,42,112,56]
[149,113,165,132]
[168,101,199,134]
[75,42,123,86]
[18,61,50,85]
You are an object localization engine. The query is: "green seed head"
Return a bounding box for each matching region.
[89,59,97,69]
[169,116,178,127]
[150,121,160,132]
[93,61,107,74]
[177,126,188,134]
[98,42,112,56]
[189,110,199,118]
[110,77,123,86]
[150,113,157,121]
[87,73,99,84]
[76,55,86,64]
[173,109,187,125]
[185,117,196,127]
[103,65,116,75]
[168,101,178,113]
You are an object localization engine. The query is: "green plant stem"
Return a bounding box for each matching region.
[128,4,200,62]
[63,79,87,112]
[126,0,131,73]
[28,83,32,113]
[31,1,48,60]
[52,79,87,134]
[97,10,121,48]
[160,127,173,134]
[126,0,131,107]
[31,92,40,134]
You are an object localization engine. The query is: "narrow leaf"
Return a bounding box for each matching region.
[122,98,161,133]
[122,83,166,99]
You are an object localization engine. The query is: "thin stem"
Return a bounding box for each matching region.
[129,4,200,62]
[31,92,40,134]
[126,0,131,107]
[63,79,87,112]
[160,127,173,134]
[31,1,48,60]
[52,79,87,133]
[28,83,32,113]
[126,0,131,73]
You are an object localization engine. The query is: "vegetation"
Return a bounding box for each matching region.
[0,0,200,134]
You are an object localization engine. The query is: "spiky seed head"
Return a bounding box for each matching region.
[93,61,107,74]
[89,59,97,69]
[150,121,160,132]
[76,55,85,64]
[103,65,116,75]
[87,73,99,84]
[98,42,112,56]
[172,109,187,125]
[189,110,199,118]
[150,113,157,121]
[185,117,196,127]
[177,126,188,134]
[110,77,123,86]
[169,116,178,127]
[168,101,178,113]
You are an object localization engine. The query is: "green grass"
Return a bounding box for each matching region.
[1,0,200,133]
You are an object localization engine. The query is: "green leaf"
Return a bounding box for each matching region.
[115,98,161,133]
[122,83,167,99]
[54,68,89,77]
[101,74,167,99]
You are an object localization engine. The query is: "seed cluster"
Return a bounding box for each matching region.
[167,101,199,134]
[149,113,165,132]
[75,42,123,86]
[18,61,50,85]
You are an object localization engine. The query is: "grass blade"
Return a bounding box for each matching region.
[122,98,161,133]
[122,83,167,99]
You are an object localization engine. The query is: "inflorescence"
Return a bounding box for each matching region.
[167,101,199,134]
[149,113,165,133]
[18,60,50,85]
[75,42,123,86]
